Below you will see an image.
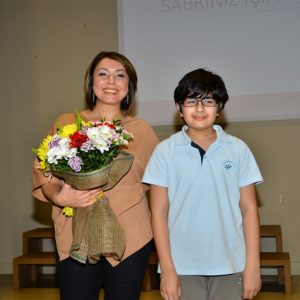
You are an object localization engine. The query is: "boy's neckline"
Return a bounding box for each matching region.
[186,128,217,151]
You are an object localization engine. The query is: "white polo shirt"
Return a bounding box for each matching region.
[143,125,263,275]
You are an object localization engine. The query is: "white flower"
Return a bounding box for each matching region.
[47,138,77,164]
[80,140,94,152]
[95,138,110,153]
[86,127,112,153]
[98,125,114,140]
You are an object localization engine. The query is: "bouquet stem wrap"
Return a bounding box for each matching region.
[52,151,134,264]
[70,193,125,263]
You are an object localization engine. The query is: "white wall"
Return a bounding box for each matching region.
[118,0,300,125]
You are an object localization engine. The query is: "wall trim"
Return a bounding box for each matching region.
[135,92,300,126]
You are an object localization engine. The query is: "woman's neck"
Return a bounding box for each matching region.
[82,105,125,122]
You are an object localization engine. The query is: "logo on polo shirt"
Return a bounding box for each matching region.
[223,160,234,170]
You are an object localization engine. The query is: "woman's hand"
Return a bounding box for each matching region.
[160,269,181,300]
[53,183,101,208]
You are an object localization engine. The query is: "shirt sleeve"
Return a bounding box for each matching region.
[135,122,160,171]
[142,140,169,187]
[238,141,263,187]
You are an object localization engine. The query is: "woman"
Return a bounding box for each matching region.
[32,51,159,300]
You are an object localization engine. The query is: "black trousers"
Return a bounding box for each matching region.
[57,240,153,300]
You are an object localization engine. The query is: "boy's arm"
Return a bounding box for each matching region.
[150,184,181,300]
[240,184,261,299]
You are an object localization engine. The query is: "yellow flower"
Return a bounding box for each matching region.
[62,207,74,217]
[59,124,78,138]
[82,120,92,127]
[37,135,52,170]
[96,191,105,200]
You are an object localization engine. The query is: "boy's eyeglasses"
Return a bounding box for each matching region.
[183,97,217,107]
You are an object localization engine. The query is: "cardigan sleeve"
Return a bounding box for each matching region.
[32,113,76,202]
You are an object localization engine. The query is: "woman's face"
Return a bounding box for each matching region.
[93,58,129,106]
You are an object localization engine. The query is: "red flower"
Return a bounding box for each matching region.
[95,122,116,129]
[69,131,88,148]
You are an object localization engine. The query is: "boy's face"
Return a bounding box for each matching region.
[176,96,219,133]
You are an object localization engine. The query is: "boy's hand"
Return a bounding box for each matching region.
[160,269,181,300]
[242,267,261,299]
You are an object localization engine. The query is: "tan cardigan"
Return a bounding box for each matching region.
[32,113,159,266]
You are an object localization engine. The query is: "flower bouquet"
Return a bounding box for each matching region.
[33,114,134,263]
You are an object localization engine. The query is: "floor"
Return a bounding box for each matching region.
[1,275,300,300]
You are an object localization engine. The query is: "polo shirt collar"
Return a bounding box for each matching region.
[174,124,233,146]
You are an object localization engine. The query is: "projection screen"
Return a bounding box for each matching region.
[118,0,300,125]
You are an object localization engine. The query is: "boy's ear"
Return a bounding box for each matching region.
[217,103,222,114]
[176,103,183,116]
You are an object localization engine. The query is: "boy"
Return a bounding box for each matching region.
[143,68,263,300]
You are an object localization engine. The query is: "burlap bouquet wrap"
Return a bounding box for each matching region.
[52,151,134,264]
